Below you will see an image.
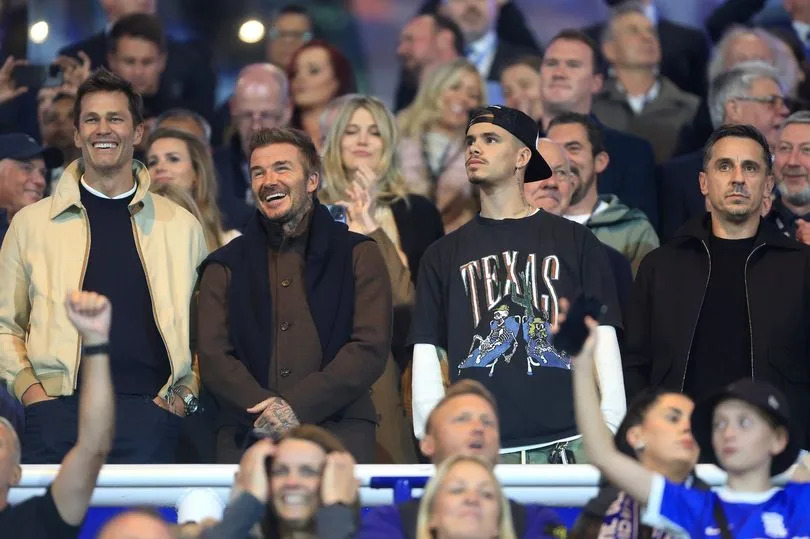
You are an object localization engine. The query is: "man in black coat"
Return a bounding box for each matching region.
[59,2,215,122]
[539,29,659,228]
[624,124,810,449]
[584,0,709,96]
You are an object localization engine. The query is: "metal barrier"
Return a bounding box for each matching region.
[9,463,732,509]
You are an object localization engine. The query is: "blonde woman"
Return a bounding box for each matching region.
[415,455,516,539]
[398,59,486,232]
[147,128,239,251]
[320,95,443,464]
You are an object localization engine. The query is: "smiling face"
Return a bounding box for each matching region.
[0,157,47,218]
[711,399,787,475]
[340,107,383,173]
[775,122,810,207]
[437,69,483,133]
[547,121,606,207]
[291,47,339,110]
[270,438,327,526]
[540,38,602,115]
[699,136,772,226]
[420,394,500,465]
[74,90,143,177]
[250,142,318,224]
[428,460,501,539]
[146,137,196,192]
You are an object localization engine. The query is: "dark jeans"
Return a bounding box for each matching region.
[0,385,24,436]
[22,394,181,464]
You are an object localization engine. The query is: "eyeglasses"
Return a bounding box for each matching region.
[268,28,313,42]
[733,94,788,110]
[234,111,285,127]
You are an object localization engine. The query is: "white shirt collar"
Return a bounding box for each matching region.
[792,20,810,43]
[615,78,660,114]
[467,30,497,57]
[80,176,138,200]
[466,30,498,78]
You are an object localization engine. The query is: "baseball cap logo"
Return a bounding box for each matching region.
[768,395,779,410]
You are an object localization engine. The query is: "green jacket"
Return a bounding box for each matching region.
[586,195,659,275]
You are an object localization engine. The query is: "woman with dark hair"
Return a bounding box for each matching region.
[199,425,359,539]
[570,389,702,538]
[287,39,356,147]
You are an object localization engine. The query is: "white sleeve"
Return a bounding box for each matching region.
[593,325,626,433]
[412,343,446,439]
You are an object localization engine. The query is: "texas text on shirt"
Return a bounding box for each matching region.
[643,474,810,538]
[409,210,623,448]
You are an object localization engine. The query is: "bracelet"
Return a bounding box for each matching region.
[82,342,110,356]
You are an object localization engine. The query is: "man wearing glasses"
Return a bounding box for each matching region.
[214,63,292,230]
[659,61,790,240]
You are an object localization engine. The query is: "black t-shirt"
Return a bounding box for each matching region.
[409,210,622,447]
[0,487,80,539]
[684,235,755,401]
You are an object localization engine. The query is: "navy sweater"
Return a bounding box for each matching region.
[79,184,170,395]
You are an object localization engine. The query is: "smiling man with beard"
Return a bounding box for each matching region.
[0,69,208,464]
[769,111,810,244]
[197,126,391,464]
[624,123,810,450]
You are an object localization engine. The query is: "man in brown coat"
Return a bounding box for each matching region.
[197,126,391,463]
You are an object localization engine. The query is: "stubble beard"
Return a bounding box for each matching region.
[280,194,313,237]
[778,181,810,207]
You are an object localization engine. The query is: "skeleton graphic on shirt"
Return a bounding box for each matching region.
[458,252,569,376]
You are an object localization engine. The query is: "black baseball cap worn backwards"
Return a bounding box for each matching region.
[691,378,800,476]
[466,105,551,183]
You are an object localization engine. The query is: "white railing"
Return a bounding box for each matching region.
[8,464,732,508]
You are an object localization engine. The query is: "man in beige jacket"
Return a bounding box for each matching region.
[0,69,207,463]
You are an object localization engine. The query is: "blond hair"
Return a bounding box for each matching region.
[147,128,227,250]
[415,455,515,539]
[398,59,486,140]
[320,95,410,206]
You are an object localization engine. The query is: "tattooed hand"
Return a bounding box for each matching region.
[248,397,300,436]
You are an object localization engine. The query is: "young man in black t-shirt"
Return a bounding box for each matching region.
[0,291,115,538]
[409,106,626,463]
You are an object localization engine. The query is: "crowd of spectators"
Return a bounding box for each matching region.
[3,0,810,537]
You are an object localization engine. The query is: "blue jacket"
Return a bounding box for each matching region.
[359,499,565,539]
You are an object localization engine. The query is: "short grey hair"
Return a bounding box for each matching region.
[155,108,212,144]
[600,0,649,45]
[782,110,810,129]
[0,417,20,467]
[708,26,799,96]
[708,61,783,129]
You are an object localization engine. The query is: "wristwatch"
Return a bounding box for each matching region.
[173,386,200,416]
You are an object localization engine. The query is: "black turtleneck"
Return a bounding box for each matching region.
[79,183,171,395]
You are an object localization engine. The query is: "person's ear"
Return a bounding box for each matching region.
[594,150,609,174]
[591,72,604,95]
[699,170,709,197]
[764,174,775,197]
[601,40,616,64]
[133,121,145,146]
[724,100,740,123]
[516,146,531,170]
[770,426,789,457]
[626,425,645,452]
[420,433,436,459]
[306,171,320,193]
[9,463,21,487]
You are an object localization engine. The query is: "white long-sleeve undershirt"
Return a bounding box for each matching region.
[411,325,626,439]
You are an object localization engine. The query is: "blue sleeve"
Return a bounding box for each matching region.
[522,504,566,539]
[641,474,713,537]
[358,505,406,539]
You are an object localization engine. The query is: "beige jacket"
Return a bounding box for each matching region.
[0,159,208,401]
